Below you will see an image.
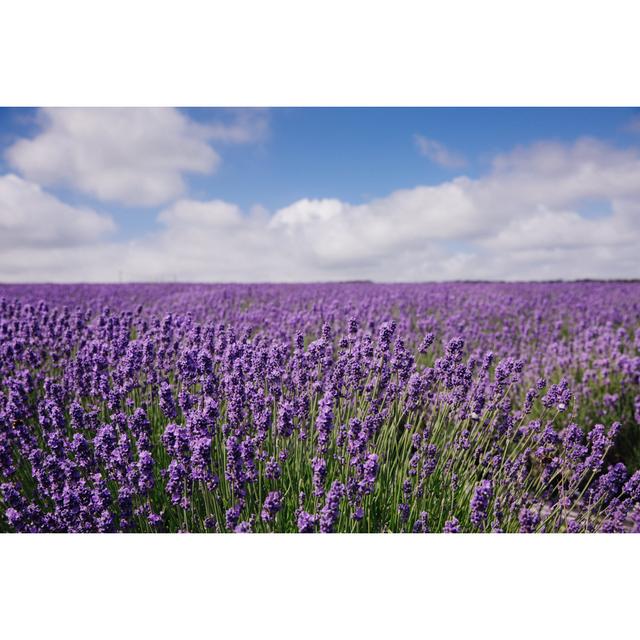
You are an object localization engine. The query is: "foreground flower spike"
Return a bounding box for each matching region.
[261,491,282,523]
[320,482,345,533]
[297,511,318,533]
[443,517,461,533]
[0,281,639,533]
[470,481,493,529]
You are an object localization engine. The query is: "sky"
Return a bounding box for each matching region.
[1,106,640,282]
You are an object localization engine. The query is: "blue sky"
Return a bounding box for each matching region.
[201,107,639,208]
[2,107,640,211]
[1,107,640,281]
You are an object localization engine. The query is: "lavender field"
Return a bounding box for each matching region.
[1,281,639,533]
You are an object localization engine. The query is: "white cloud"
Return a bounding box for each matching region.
[414,134,466,168]
[4,108,267,207]
[121,199,292,282]
[157,199,244,228]
[1,137,640,283]
[0,173,115,249]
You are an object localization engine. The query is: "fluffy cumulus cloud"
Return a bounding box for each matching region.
[1,134,640,282]
[262,138,640,280]
[0,173,117,280]
[5,108,266,207]
[0,173,115,247]
[123,200,293,282]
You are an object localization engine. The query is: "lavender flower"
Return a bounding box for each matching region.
[261,491,283,523]
[443,517,460,533]
[518,508,540,533]
[297,511,318,533]
[470,480,492,528]
[412,511,429,533]
[319,481,344,533]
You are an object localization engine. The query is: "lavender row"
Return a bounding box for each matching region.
[1,282,639,532]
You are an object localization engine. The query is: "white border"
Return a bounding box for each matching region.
[2,1,640,636]
[2,534,639,639]
[1,0,640,106]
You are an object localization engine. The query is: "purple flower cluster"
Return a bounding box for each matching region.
[470,480,493,528]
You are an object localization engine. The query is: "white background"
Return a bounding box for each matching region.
[2,1,640,638]
[3,0,640,106]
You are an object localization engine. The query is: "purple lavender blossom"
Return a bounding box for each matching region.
[443,517,460,533]
[261,491,283,523]
[470,480,493,528]
[412,511,429,533]
[518,508,540,533]
[397,503,410,523]
[359,453,379,495]
[311,457,327,497]
[297,511,318,533]
[225,504,243,531]
[319,481,344,533]
[418,333,435,354]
